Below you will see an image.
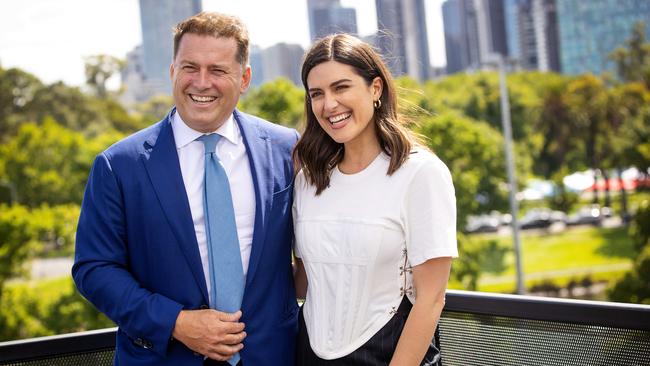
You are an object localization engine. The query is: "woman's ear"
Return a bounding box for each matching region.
[372,76,383,100]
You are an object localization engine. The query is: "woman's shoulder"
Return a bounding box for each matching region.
[403,147,450,175]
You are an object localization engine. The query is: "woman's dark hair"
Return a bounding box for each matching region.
[293,33,418,195]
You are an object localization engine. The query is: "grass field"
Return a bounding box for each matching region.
[449,225,636,294]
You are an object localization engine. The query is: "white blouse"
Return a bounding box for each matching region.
[293,149,458,359]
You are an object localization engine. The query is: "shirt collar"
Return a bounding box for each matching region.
[171,111,240,149]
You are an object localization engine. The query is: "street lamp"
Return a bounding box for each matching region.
[486,54,525,295]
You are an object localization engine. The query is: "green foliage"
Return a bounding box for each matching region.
[239,78,304,128]
[0,67,44,140]
[0,204,80,292]
[629,200,650,252]
[416,111,510,226]
[134,94,174,125]
[84,55,124,99]
[608,245,650,304]
[0,205,37,290]
[0,120,121,207]
[452,234,509,291]
[0,278,114,341]
[609,21,650,87]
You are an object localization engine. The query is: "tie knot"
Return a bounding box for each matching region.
[198,134,222,154]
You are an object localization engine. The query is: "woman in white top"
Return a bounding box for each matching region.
[292,34,458,366]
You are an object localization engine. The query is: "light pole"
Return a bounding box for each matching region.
[490,54,525,295]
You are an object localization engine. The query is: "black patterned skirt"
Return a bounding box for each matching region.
[296,296,442,366]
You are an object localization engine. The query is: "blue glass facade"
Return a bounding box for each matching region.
[557,0,650,75]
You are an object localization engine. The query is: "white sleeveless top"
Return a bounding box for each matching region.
[293,150,458,359]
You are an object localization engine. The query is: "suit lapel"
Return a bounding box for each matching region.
[141,110,209,303]
[235,110,273,288]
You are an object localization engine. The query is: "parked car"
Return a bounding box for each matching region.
[519,208,567,230]
[466,214,500,233]
[567,205,612,226]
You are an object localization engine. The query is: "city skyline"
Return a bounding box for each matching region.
[0,0,447,88]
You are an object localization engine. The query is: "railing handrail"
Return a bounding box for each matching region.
[1,291,649,363]
[445,290,650,331]
[0,327,117,363]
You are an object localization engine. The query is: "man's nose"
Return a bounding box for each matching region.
[195,69,211,89]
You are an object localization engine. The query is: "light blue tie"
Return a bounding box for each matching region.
[199,134,244,366]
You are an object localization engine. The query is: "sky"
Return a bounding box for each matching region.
[0,0,446,87]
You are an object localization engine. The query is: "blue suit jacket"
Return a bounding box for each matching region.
[73,109,299,365]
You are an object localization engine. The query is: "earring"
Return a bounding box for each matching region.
[373,99,382,109]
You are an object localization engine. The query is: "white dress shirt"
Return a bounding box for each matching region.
[172,112,256,303]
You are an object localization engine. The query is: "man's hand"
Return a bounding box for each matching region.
[172,309,246,361]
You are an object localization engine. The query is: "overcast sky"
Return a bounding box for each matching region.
[0,0,446,86]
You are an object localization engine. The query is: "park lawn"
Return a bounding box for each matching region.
[466,225,635,293]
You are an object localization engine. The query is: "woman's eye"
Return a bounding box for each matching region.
[309,91,322,99]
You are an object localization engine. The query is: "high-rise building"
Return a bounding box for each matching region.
[261,43,305,86]
[138,0,202,97]
[307,0,358,42]
[120,45,149,105]
[442,0,508,74]
[376,0,431,81]
[249,45,265,88]
[556,0,650,75]
[442,0,478,73]
[504,0,559,72]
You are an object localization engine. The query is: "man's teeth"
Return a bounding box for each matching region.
[329,113,350,124]
[190,95,217,102]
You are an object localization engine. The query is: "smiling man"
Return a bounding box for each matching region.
[73,12,299,366]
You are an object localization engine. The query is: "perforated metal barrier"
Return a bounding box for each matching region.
[1,291,649,366]
[439,312,650,366]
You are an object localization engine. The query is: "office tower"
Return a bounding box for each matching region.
[307,0,358,41]
[443,0,478,73]
[261,43,305,86]
[504,0,559,72]
[442,0,508,74]
[556,0,650,75]
[138,0,202,97]
[376,0,431,81]
[120,45,148,105]
[249,46,265,88]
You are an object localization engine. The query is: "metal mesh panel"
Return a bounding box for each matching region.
[0,350,114,366]
[439,311,650,366]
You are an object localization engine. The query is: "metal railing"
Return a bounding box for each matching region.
[1,290,649,366]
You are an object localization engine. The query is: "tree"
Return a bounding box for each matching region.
[566,74,609,204]
[0,205,37,294]
[609,22,650,87]
[452,234,509,291]
[134,94,174,125]
[608,200,650,304]
[84,55,124,99]
[416,111,516,227]
[0,67,43,140]
[239,78,304,128]
[0,120,119,207]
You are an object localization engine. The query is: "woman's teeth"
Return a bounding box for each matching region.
[329,113,350,124]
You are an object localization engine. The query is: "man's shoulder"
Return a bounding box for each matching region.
[103,117,168,158]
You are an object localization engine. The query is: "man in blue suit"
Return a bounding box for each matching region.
[73,12,298,365]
